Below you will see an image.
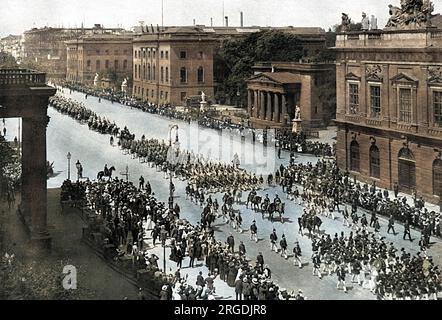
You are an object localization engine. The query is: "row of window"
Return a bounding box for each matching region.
[134,48,169,60]
[134,49,205,60]
[180,67,204,83]
[348,83,415,123]
[85,49,129,56]
[134,66,205,84]
[350,142,381,178]
[83,59,128,71]
[133,86,169,100]
[349,142,442,196]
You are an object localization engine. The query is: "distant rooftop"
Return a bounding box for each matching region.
[132,25,326,36]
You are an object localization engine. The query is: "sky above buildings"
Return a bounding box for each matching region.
[1,0,441,37]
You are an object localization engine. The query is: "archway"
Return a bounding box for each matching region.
[350,140,360,172]
[433,159,442,196]
[398,147,416,192]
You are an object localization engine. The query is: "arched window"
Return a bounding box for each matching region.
[152,65,156,81]
[142,65,146,80]
[197,66,204,83]
[369,145,380,178]
[433,159,442,196]
[180,67,187,83]
[165,67,169,82]
[350,141,360,172]
[96,60,101,71]
[398,148,416,192]
[161,66,164,82]
[147,64,151,80]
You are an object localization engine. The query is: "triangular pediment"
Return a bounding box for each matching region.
[248,74,281,84]
[391,73,419,85]
[345,72,361,81]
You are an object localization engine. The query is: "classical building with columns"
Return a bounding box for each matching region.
[333,4,442,202]
[246,62,336,129]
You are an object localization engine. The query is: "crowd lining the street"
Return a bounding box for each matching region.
[52,90,441,300]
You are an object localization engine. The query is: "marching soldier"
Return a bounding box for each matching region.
[239,241,246,256]
[250,220,258,242]
[312,252,322,279]
[387,215,396,235]
[270,229,278,252]
[337,263,348,293]
[280,234,288,259]
[403,220,412,241]
[293,241,302,268]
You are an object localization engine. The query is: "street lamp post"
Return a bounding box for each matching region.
[67,152,71,180]
[168,124,179,210]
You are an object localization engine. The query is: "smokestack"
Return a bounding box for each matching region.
[240,12,243,27]
[225,16,228,27]
[193,19,196,26]
[210,17,213,27]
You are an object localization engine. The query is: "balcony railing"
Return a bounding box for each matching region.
[0,69,46,86]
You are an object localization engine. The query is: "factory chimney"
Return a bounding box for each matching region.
[225,16,229,27]
[240,12,244,27]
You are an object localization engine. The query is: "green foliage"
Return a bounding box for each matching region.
[0,52,18,68]
[215,30,308,106]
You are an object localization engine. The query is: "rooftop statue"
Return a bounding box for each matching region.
[386,0,434,29]
[340,13,352,32]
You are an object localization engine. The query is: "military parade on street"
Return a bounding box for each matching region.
[0,0,442,305]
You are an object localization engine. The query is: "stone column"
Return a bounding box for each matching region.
[260,91,265,120]
[266,92,272,121]
[253,90,259,118]
[281,94,288,124]
[273,93,280,124]
[21,116,51,250]
[247,90,252,115]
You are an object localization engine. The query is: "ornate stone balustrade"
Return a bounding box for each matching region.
[0,69,46,86]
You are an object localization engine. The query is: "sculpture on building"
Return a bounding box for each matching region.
[201,91,206,102]
[121,77,128,93]
[370,15,378,30]
[428,66,442,83]
[366,64,383,81]
[93,73,100,87]
[294,105,301,120]
[361,12,370,30]
[340,13,352,32]
[385,0,434,29]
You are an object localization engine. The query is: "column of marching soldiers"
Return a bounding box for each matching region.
[52,90,441,300]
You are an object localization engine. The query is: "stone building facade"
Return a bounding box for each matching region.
[334,27,442,202]
[23,25,125,80]
[132,27,217,105]
[246,62,336,129]
[65,34,133,86]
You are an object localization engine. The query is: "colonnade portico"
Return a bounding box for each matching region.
[247,89,289,125]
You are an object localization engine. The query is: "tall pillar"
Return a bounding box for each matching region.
[281,94,288,124]
[260,91,265,120]
[253,90,259,118]
[21,116,51,250]
[274,93,280,124]
[247,90,252,115]
[266,92,272,121]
